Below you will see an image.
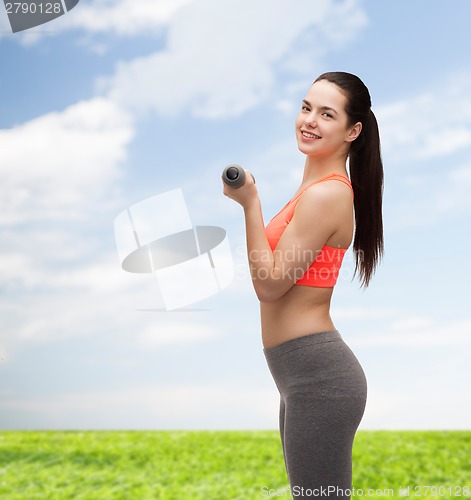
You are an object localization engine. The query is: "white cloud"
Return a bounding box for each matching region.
[0,384,279,429]
[434,164,471,214]
[355,319,471,347]
[0,97,134,225]
[0,253,43,290]
[377,72,471,162]
[0,293,152,370]
[60,0,195,36]
[2,378,468,430]
[136,321,220,348]
[377,73,471,229]
[2,0,196,45]
[0,248,236,356]
[0,97,144,359]
[386,162,471,230]
[332,306,398,320]
[362,383,470,430]
[100,0,367,119]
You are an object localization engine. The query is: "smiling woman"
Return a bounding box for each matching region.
[223,71,384,499]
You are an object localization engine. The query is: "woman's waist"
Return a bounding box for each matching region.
[260,292,334,349]
[263,329,342,358]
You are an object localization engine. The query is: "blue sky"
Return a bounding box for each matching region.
[0,0,470,430]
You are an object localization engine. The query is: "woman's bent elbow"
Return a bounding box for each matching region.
[253,282,287,303]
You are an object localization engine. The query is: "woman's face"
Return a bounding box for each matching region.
[295,79,360,159]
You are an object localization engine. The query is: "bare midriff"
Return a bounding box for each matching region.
[261,285,336,349]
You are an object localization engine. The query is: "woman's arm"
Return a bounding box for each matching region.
[224,172,342,302]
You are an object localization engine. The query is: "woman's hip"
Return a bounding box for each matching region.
[263,330,367,401]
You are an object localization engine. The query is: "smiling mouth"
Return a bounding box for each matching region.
[301,131,321,139]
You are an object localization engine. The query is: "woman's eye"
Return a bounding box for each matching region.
[322,112,333,119]
[301,106,310,111]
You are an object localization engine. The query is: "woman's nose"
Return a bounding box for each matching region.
[304,112,316,128]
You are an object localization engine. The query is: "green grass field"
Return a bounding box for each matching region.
[0,431,469,499]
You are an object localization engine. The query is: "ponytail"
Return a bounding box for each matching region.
[349,109,384,288]
[315,72,384,288]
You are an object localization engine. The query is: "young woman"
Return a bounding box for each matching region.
[223,72,383,498]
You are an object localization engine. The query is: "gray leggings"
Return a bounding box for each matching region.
[263,330,367,499]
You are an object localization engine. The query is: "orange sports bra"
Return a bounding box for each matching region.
[265,173,354,288]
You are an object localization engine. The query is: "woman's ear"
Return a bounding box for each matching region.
[346,121,362,143]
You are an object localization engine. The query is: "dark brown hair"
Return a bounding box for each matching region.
[314,72,384,288]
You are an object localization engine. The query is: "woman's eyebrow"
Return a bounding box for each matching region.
[302,99,338,116]
[320,106,338,116]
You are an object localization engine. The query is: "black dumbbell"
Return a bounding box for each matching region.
[222,164,255,189]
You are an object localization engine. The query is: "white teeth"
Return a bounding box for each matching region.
[302,131,320,139]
